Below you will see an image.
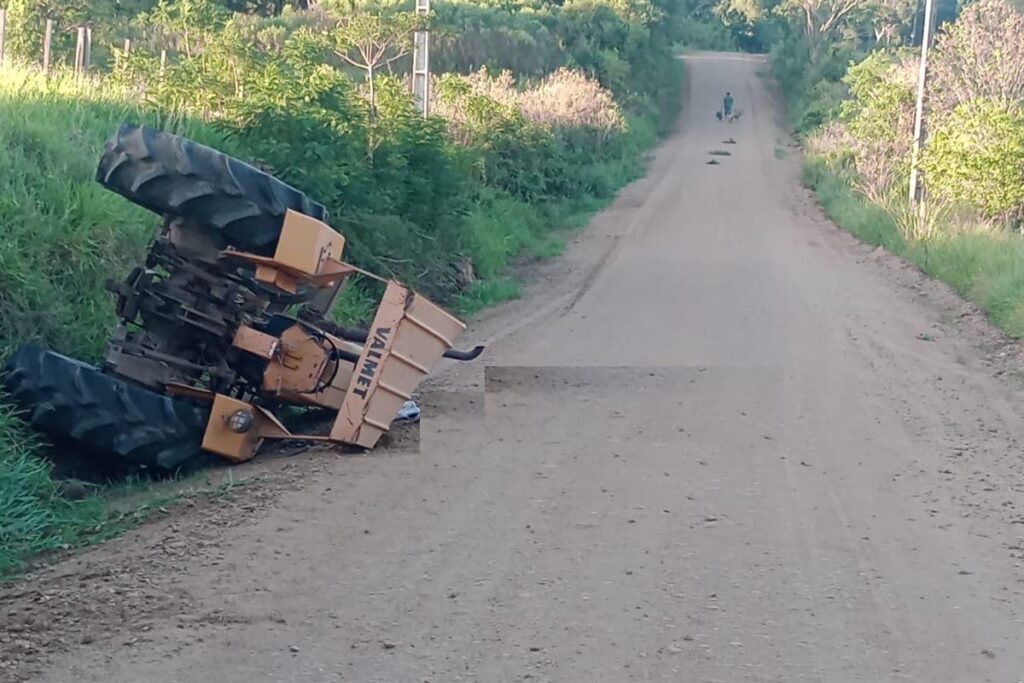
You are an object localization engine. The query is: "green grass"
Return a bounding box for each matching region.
[0,399,107,575]
[328,282,379,328]
[801,159,907,254]
[456,277,522,315]
[0,66,230,362]
[464,193,549,281]
[544,195,612,231]
[0,68,217,577]
[0,68,289,577]
[0,387,257,579]
[914,233,1024,337]
[803,156,1024,338]
[774,146,788,159]
[529,236,567,260]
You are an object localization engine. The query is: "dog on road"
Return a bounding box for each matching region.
[716,109,743,123]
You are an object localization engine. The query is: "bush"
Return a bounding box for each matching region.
[2,0,93,64]
[801,157,907,253]
[430,66,639,206]
[514,68,626,132]
[922,99,1024,223]
[431,3,566,77]
[837,50,916,201]
[770,33,850,135]
[927,0,1024,118]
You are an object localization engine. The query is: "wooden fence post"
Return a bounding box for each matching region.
[75,27,85,72]
[0,9,7,67]
[124,38,131,56]
[85,27,92,71]
[42,19,53,72]
[160,49,167,75]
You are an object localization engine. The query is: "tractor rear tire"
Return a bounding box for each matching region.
[96,123,328,256]
[3,345,215,476]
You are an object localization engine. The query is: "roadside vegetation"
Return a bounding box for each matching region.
[730,0,1024,336]
[0,0,749,576]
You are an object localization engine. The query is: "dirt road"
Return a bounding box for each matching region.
[7,52,1024,682]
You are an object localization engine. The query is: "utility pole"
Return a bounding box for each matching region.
[412,0,430,117]
[908,0,935,204]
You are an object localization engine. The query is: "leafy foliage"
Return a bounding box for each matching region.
[774,0,874,63]
[316,9,423,128]
[922,99,1024,222]
[836,49,915,201]
[2,0,94,63]
[927,0,1024,117]
[771,0,1024,229]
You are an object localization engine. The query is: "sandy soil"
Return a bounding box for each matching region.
[4,52,1024,683]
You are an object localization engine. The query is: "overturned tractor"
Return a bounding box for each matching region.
[3,124,482,474]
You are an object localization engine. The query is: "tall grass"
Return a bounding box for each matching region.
[801,159,907,254]
[916,232,1024,336]
[0,397,109,575]
[803,156,1024,338]
[0,67,231,361]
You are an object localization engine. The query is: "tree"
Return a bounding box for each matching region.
[921,99,1024,223]
[713,0,767,48]
[146,0,230,57]
[322,11,422,127]
[221,0,321,15]
[775,0,874,63]
[222,0,286,14]
[927,0,1024,117]
[870,0,916,46]
[717,0,767,23]
[2,0,91,62]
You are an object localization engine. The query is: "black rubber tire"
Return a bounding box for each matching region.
[96,123,328,256]
[3,345,214,475]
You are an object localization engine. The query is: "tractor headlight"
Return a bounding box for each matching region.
[227,409,254,434]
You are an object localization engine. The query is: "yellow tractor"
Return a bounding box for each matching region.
[3,124,482,474]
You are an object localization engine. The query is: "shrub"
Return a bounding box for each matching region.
[517,68,625,132]
[921,99,1024,223]
[1,0,92,64]
[928,0,1024,119]
[838,50,916,202]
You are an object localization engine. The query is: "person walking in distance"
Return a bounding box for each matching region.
[723,91,734,121]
